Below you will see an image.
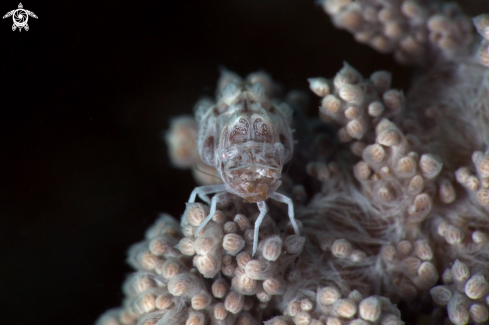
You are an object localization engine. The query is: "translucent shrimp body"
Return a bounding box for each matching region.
[188,71,299,255]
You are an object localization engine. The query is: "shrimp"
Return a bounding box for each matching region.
[188,70,299,256]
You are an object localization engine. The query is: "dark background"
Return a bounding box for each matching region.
[1,1,487,324]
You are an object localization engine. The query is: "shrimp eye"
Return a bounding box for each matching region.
[219,146,238,163]
[219,148,230,162]
[274,142,284,157]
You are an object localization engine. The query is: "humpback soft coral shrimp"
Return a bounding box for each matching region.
[188,70,299,256]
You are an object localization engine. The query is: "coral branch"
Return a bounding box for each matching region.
[320,0,473,66]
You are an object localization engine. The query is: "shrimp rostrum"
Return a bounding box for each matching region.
[188,70,299,256]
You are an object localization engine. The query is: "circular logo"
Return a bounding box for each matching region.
[13,10,27,26]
